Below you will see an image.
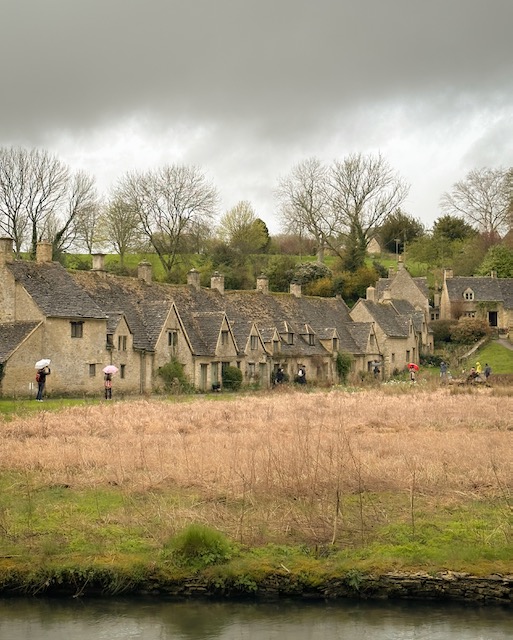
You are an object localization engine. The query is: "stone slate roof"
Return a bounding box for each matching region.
[345,322,373,353]
[356,300,410,338]
[193,311,231,355]
[71,271,166,351]
[0,321,41,363]
[222,290,360,357]
[376,275,429,300]
[7,261,106,319]
[445,277,513,308]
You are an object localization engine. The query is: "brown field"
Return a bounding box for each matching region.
[1,386,512,548]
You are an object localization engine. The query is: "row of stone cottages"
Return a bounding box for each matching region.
[0,238,435,397]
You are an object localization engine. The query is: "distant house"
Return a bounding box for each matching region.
[440,269,513,334]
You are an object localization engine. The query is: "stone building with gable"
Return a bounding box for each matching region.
[1,236,431,397]
[440,269,513,333]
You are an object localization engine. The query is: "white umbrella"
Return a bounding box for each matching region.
[35,358,51,369]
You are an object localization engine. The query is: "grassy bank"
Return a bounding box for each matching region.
[0,385,512,597]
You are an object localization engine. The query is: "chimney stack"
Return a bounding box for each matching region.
[289,281,301,298]
[92,253,106,272]
[0,237,13,266]
[366,285,376,302]
[36,241,53,263]
[187,268,201,289]
[138,261,152,283]
[211,271,225,295]
[256,273,269,294]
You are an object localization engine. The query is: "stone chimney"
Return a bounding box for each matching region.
[289,281,301,298]
[138,261,152,283]
[92,253,106,272]
[36,241,53,263]
[187,268,201,289]
[444,269,453,280]
[366,285,376,302]
[0,237,13,266]
[211,271,225,295]
[256,273,269,294]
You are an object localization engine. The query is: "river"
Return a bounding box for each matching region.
[0,597,512,639]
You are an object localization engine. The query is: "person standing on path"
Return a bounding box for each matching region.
[104,373,113,400]
[36,366,50,401]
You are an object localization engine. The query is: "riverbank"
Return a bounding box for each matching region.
[0,387,512,604]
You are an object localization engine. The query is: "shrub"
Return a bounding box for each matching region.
[222,365,243,390]
[164,524,232,568]
[430,319,457,344]
[450,317,491,344]
[336,352,352,383]
[158,358,192,393]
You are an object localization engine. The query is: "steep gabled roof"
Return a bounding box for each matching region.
[193,311,233,355]
[0,321,41,363]
[354,300,410,338]
[71,271,167,351]
[345,322,374,354]
[8,261,106,319]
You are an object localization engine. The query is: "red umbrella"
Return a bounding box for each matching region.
[408,363,419,371]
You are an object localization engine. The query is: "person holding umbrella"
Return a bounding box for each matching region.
[408,362,419,383]
[102,365,118,400]
[35,358,51,401]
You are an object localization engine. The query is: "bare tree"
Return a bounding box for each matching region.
[440,167,511,235]
[117,164,219,280]
[328,153,409,267]
[275,157,330,263]
[51,170,99,256]
[102,194,143,267]
[0,147,31,255]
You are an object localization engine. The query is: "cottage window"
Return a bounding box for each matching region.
[89,363,96,377]
[288,333,294,345]
[307,333,315,346]
[333,338,339,351]
[221,330,229,346]
[70,321,83,338]
[248,362,256,377]
[106,334,113,348]
[391,352,396,363]
[463,311,476,318]
[250,335,259,350]
[120,364,126,379]
[168,330,178,349]
[273,340,280,354]
[118,335,127,351]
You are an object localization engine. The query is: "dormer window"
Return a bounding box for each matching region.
[288,332,294,345]
[221,330,229,346]
[463,288,474,301]
[250,335,259,350]
[307,333,315,346]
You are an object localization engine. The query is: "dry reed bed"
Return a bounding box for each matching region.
[1,389,512,500]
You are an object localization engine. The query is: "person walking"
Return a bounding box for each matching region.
[35,365,50,401]
[440,360,448,384]
[484,363,492,382]
[104,373,113,400]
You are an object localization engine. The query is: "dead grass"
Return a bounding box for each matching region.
[1,388,512,548]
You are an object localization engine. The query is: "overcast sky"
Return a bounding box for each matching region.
[1,0,512,234]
